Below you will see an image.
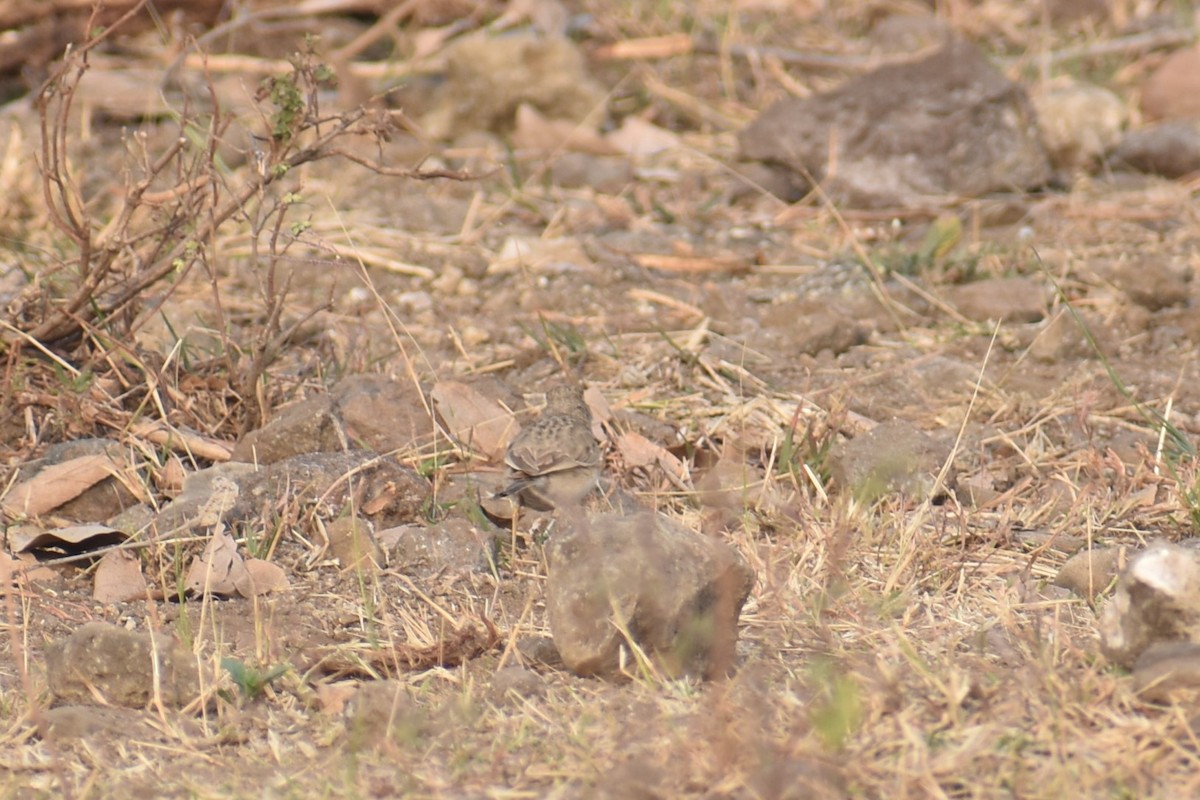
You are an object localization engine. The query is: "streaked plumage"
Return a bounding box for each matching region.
[496,385,600,511]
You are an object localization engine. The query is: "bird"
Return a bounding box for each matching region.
[494,384,601,511]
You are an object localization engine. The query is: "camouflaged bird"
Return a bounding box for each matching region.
[495,385,601,511]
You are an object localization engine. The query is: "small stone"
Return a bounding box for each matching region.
[1099,255,1192,311]
[1054,545,1130,602]
[383,518,496,578]
[230,375,432,464]
[488,666,546,705]
[515,635,563,669]
[828,421,953,501]
[345,680,427,750]
[1112,120,1200,179]
[325,515,385,573]
[1133,642,1200,702]
[41,705,160,744]
[1029,309,1091,363]
[46,622,202,708]
[945,276,1046,323]
[546,511,754,679]
[1099,541,1200,669]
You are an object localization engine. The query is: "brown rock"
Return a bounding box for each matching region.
[382,518,496,577]
[41,705,161,744]
[46,622,202,708]
[1141,46,1200,122]
[488,666,546,705]
[151,453,429,540]
[1112,120,1200,178]
[945,276,1046,323]
[1133,642,1200,702]
[325,515,385,573]
[232,375,432,464]
[738,37,1049,207]
[828,420,953,501]
[1029,309,1092,363]
[1054,545,1130,602]
[546,511,754,679]
[1099,541,1200,669]
[1100,255,1192,311]
[762,301,869,356]
[345,680,427,750]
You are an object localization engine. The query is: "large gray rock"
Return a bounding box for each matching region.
[1100,541,1200,669]
[738,37,1049,207]
[546,512,754,679]
[46,622,202,708]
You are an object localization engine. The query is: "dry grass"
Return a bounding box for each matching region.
[1,0,1199,797]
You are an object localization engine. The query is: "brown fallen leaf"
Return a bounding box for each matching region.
[632,253,750,274]
[241,559,289,596]
[431,381,519,461]
[2,454,117,518]
[511,103,619,155]
[94,549,147,604]
[185,527,249,597]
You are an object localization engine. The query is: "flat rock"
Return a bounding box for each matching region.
[828,420,953,501]
[232,375,432,463]
[345,679,427,750]
[545,511,754,679]
[382,518,496,578]
[41,705,162,744]
[488,666,546,705]
[325,515,385,573]
[738,37,1049,208]
[46,622,202,708]
[1133,641,1200,702]
[1098,255,1192,311]
[1099,541,1200,669]
[1112,120,1200,179]
[151,453,429,539]
[944,276,1046,323]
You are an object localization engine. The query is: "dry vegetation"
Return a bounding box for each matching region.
[2,0,1200,797]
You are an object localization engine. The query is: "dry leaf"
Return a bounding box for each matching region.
[10,523,124,554]
[511,104,618,155]
[606,116,682,157]
[616,431,688,480]
[431,381,518,461]
[315,681,359,714]
[2,454,117,517]
[488,235,593,276]
[185,527,249,597]
[94,549,147,604]
[241,559,289,596]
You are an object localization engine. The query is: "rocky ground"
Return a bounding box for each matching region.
[2,1,1200,797]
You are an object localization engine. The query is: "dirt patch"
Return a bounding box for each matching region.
[2,2,1200,798]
